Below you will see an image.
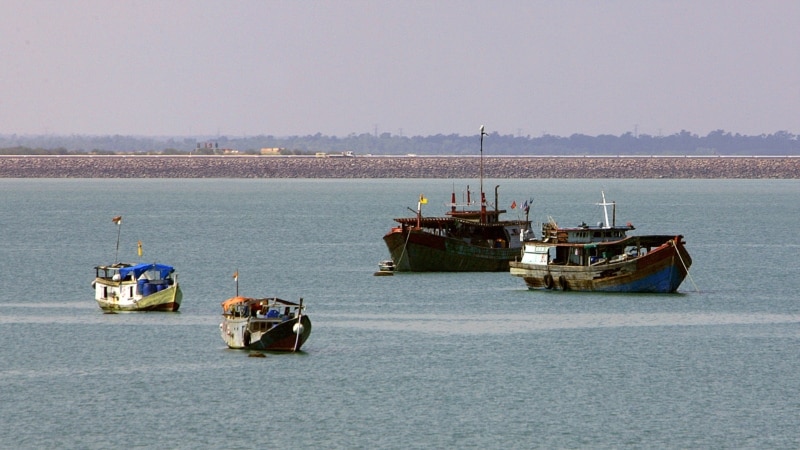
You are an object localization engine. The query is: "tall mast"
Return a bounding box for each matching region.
[480,125,487,223]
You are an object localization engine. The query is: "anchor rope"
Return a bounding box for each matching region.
[673,239,699,293]
[396,227,413,270]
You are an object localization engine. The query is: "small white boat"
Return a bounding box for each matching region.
[374,259,395,276]
[93,262,182,311]
[92,215,182,311]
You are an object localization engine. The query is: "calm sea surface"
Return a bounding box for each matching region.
[1,178,799,449]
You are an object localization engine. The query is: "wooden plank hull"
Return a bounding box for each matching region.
[510,238,691,293]
[384,229,519,272]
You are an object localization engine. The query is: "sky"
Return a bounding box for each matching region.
[1,1,798,138]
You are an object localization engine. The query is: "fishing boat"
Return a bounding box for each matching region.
[93,216,182,311]
[219,271,311,352]
[219,296,311,352]
[509,192,693,293]
[94,262,182,311]
[382,126,531,272]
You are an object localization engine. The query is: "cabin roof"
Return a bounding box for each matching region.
[95,262,174,280]
[393,216,528,228]
[221,296,302,310]
[536,234,682,247]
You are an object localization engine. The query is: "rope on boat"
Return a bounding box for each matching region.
[673,239,699,293]
[396,227,413,270]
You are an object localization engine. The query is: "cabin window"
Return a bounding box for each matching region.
[130,287,134,297]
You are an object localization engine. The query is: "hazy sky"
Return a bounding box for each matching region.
[2,1,798,138]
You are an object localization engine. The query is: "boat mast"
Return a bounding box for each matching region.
[112,215,122,264]
[480,125,487,223]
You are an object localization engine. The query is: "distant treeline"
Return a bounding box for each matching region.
[1,129,798,155]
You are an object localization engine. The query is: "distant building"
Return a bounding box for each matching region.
[260,147,283,156]
[328,151,355,157]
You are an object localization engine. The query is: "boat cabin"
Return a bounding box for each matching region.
[94,262,176,300]
[392,213,528,250]
[222,297,303,323]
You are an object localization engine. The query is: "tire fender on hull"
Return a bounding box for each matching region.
[543,273,554,289]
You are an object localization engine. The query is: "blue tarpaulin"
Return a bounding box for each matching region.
[119,263,174,280]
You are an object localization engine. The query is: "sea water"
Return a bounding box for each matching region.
[1,178,799,449]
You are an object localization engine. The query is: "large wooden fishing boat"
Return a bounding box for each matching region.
[382,126,530,272]
[92,216,182,311]
[509,192,692,293]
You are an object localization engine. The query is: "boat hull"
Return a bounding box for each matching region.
[383,229,519,272]
[220,315,312,352]
[509,238,691,293]
[95,284,182,311]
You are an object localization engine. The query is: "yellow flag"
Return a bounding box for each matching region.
[137,240,143,257]
[419,194,428,204]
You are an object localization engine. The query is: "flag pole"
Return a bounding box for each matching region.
[233,270,239,297]
[113,216,122,264]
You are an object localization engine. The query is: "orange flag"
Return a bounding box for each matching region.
[112,216,122,224]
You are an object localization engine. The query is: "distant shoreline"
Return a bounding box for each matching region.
[1,155,798,178]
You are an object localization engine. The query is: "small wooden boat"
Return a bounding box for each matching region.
[92,216,181,311]
[374,259,396,276]
[93,262,182,311]
[378,260,395,272]
[220,296,311,352]
[509,192,693,293]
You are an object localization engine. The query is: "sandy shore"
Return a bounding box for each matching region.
[1,155,798,178]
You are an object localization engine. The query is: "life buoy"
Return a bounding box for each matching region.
[543,274,554,289]
[559,275,569,291]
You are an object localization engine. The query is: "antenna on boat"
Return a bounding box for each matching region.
[112,216,122,264]
[479,125,488,223]
[597,191,615,228]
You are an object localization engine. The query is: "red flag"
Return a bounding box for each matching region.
[112,216,122,224]
[510,201,517,209]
